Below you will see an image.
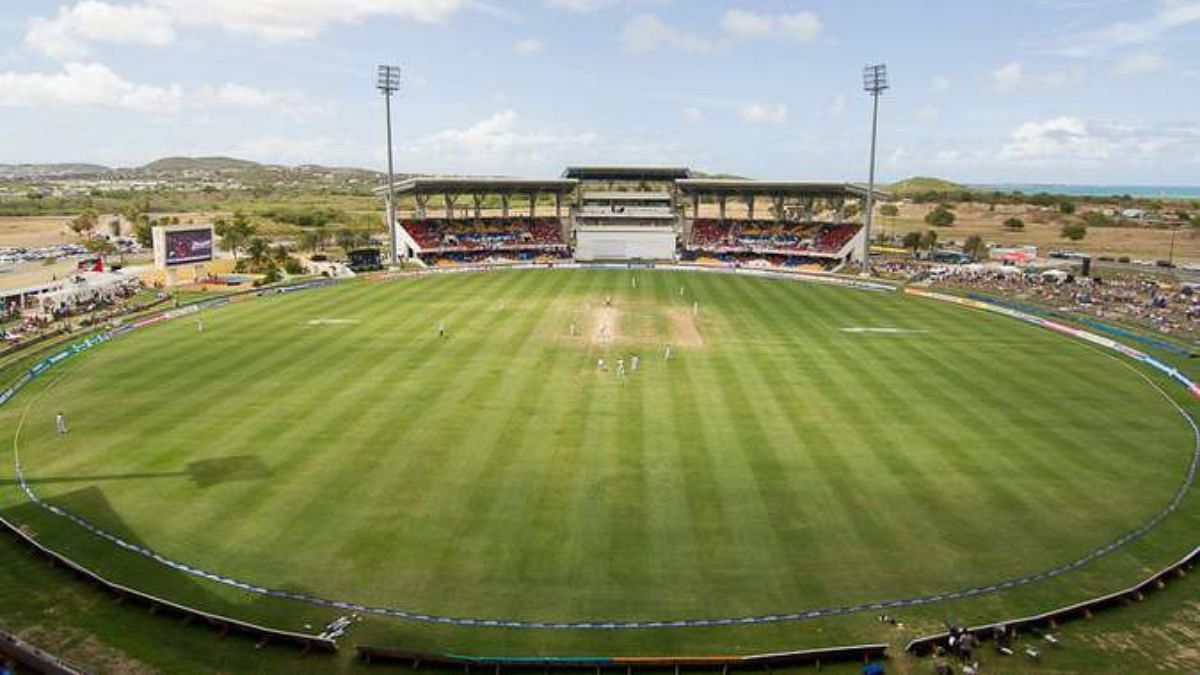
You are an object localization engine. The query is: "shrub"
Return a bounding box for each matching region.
[924,205,956,228]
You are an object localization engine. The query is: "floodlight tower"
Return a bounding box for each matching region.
[377,65,402,265]
[861,63,888,275]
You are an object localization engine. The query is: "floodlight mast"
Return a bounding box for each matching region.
[377,65,402,265]
[861,63,888,275]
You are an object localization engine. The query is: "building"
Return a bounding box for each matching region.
[375,166,886,271]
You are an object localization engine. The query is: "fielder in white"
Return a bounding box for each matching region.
[55,412,68,435]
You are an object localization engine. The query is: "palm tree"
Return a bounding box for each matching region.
[246,237,272,272]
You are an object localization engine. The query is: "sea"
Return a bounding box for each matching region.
[970,184,1200,200]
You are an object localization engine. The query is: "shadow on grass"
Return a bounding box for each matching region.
[1,455,272,489]
[0,485,344,669]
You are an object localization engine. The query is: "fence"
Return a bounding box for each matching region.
[0,511,337,654]
[0,629,84,675]
[357,643,889,671]
[905,544,1200,656]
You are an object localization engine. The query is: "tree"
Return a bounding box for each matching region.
[122,198,152,248]
[335,228,370,252]
[1002,217,1025,232]
[1060,222,1088,241]
[1081,211,1114,228]
[880,204,899,218]
[1058,201,1076,215]
[924,205,956,227]
[298,229,325,254]
[215,212,256,262]
[69,209,98,240]
[245,237,272,272]
[85,237,117,262]
[963,234,988,260]
[919,229,939,252]
[902,231,922,252]
[133,219,154,249]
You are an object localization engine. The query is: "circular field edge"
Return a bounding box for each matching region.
[7,268,1200,630]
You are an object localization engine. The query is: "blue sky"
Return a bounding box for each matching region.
[0,0,1198,184]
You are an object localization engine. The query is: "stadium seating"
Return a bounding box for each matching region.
[401,218,567,253]
[812,223,859,253]
[689,219,860,255]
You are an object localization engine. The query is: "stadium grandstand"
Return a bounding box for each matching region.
[376,167,881,271]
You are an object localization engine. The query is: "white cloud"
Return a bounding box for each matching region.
[514,37,543,55]
[26,1,175,60]
[991,61,1084,91]
[999,116,1200,162]
[720,8,773,37]
[740,102,787,125]
[1058,1,1200,56]
[194,83,334,118]
[230,136,362,166]
[827,95,846,119]
[916,106,939,122]
[26,0,467,57]
[545,0,606,9]
[401,109,599,163]
[720,8,822,43]
[776,12,823,42]
[991,62,1025,91]
[931,75,950,92]
[545,0,667,12]
[621,15,712,53]
[1117,52,1166,75]
[681,106,702,123]
[0,62,181,113]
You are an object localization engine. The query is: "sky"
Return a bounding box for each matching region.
[0,0,1198,184]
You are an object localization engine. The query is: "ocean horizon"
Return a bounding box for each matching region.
[969,183,1200,200]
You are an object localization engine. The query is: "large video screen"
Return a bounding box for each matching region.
[164,228,213,266]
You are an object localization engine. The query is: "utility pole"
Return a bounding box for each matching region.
[377,65,401,265]
[861,63,889,275]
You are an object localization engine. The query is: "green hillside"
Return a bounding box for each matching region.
[887,176,967,195]
[140,156,264,172]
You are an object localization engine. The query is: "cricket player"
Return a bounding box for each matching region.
[55,411,68,435]
[617,358,626,377]
[437,322,446,338]
[664,345,672,360]
[631,355,639,371]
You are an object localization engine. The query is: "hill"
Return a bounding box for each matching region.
[887,176,967,196]
[0,163,111,179]
[140,156,263,173]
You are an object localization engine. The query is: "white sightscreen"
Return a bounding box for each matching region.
[575,228,677,261]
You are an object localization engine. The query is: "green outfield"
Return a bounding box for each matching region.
[1,268,1197,657]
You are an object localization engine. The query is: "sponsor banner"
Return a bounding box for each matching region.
[906,288,1200,398]
[28,333,112,378]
